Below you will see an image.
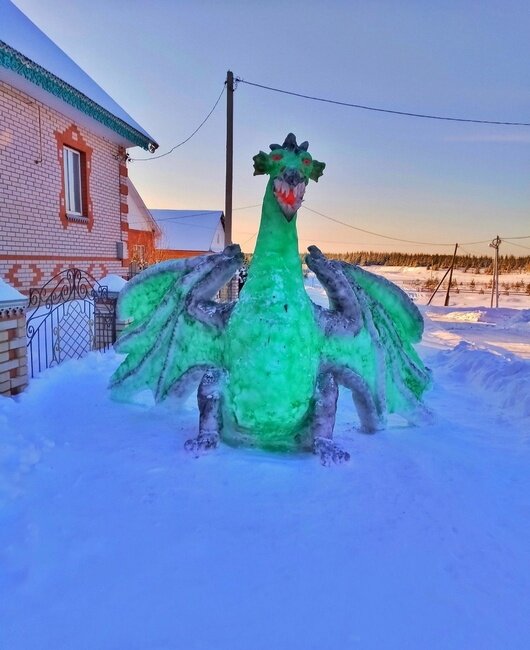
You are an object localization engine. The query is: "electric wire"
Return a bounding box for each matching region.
[503,240,530,251]
[236,78,530,126]
[457,246,478,256]
[302,205,492,247]
[297,236,462,249]
[152,205,261,222]
[240,232,258,246]
[131,85,226,161]
[153,210,222,221]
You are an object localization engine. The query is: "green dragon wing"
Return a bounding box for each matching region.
[340,263,430,411]
[306,247,431,421]
[110,245,243,403]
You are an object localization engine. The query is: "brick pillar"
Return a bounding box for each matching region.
[97,275,129,344]
[112,288,131,341]
[0,283,29,397]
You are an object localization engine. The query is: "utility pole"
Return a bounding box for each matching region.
[426,243,458,306]
[444,243,459,307]
[224,70,234,247]
[489,235,501,308]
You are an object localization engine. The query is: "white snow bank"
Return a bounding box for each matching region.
[98,274,127,294]
[427,306,530,328]
[433,341,530,419]
[427,310,486,323]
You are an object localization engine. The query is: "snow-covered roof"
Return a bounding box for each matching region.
[150,210,225,252]
[0,0,158,151]
[0,276,27,304]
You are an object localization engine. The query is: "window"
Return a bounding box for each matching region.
[63,146,82,215]
[55,124,93,230]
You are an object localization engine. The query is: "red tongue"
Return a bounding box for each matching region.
[283,190,296,206]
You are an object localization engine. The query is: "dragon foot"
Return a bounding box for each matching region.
[184,432,219,457]
[313,436,350,467]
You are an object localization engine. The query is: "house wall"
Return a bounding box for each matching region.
[157,249,209,261]
[128,228,158,263]
[0,81,129,292]
[211,222,225,252]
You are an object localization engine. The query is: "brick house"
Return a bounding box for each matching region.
[0,0,158,292]
[150,209,225,260]
[127,179,161,271]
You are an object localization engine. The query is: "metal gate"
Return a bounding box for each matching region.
[26,268,116,378]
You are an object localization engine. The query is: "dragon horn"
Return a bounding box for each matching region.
[282,133,298,150]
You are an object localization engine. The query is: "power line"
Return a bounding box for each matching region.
[233,204,262,211]
[240,204,523,250]
[236,77,530,126]
[153,210,222,221]
[240,232,258,246]
[457,245,478,256]
[297,236,461,249]
[151,204,261,223]
[131,85,226,161]
[503,240,530,251]
[239,230,530,254]
[302,205,491,246]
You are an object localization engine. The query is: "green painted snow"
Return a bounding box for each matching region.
[110,136,430,451]
[224,179,321,449]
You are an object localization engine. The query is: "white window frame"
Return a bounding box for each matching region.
[63,146,83,216]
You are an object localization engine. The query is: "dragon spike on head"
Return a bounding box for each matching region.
[269,133,308,155]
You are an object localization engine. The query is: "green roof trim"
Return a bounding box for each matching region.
[0,40,156,151]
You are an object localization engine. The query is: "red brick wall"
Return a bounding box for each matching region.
[0,81,128,291]
[128,228,158,263]
[157,249,209,260]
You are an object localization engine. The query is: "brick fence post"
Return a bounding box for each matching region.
[97,274,129,343]
[0,280,29,397]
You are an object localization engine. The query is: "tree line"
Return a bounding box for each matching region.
[318,251,530,274]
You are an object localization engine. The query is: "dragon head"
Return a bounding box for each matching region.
[253,133,325,221]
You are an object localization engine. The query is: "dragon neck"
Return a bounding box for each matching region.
[250,180,302,276]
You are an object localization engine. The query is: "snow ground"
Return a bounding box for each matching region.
[1,283,530,649]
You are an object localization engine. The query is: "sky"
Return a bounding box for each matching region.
[12,0,530,256]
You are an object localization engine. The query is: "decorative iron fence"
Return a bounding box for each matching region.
[26,268,116,378]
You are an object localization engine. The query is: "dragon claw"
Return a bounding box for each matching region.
[313,437,350,467]
[184,433,219,457]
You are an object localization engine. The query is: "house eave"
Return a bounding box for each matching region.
[0,40,158,152]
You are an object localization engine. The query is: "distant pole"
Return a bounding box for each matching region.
[224,70,234,247]
[444,243,459,306]
[489,235,501,308]
[427,267,451,305]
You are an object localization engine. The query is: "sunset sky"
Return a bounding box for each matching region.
[13,0,530,255]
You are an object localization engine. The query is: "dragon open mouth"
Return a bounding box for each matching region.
[273,177,306,221]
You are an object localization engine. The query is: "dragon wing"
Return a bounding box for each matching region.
[306,247,431,420]
[340,263,431,411]
[110,245,243,403]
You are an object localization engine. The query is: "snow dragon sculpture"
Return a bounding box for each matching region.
[110,133,430,464]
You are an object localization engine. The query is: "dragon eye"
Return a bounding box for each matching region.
[271,153,283,161]
[302,158,311,165]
